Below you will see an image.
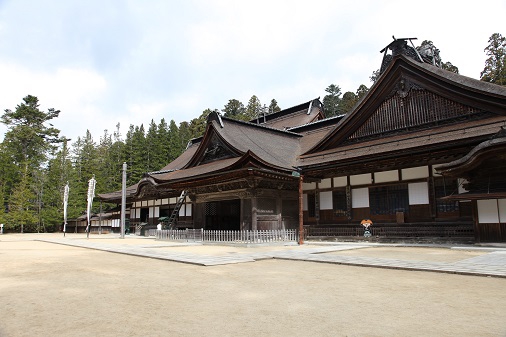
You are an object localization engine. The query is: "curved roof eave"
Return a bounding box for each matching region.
[436,136,506,176]
[149,149,296,187]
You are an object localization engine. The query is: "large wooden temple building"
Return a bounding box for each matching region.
[99,38,506,242]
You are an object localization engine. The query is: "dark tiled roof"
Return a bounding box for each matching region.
[151,157,239,182]
[212,118,302,169]
[413,58,506,97]
[262,109,321,130]
[98,183,139,201]
[156,139,201,172]
[150,118,303,184]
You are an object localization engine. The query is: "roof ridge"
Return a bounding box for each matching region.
[219,114,303,137]
[288,114,345,131]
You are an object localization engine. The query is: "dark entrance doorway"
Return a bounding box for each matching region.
[205,199,241,230]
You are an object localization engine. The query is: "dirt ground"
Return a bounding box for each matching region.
[1,235,505,337]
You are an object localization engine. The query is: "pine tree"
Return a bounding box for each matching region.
[145,120,158,172]
[155,118,170,169]
[338,91,358,115]
[222,99,246,119]
[322,85,342,117]
[71,131,98,217]
[7,171,37,232]
[1,95,62,231]
[42,139,77,231]
[1,95,62,174]
[168,120,182,162]
[268,99,281,114]
[245,95,262,121]
[480,33,506,85]
[0,141,18,223]
[129,125,147,183]
[178,121,192,150]
[189,109,212,138]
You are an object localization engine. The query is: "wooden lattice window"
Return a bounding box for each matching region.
[333,189,347,216]
[369,184,409,216]
[307,193,316,218]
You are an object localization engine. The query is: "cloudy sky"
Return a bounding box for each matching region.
[0,0,504,143]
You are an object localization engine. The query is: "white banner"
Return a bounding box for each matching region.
[63,183,69,232]
[86,176,96,232]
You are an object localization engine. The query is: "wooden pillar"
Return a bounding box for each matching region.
[252,197,258,230]
[277,195,283,230]
[240,199,245,231]
[299,175,304,245]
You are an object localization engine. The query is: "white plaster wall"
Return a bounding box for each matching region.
[352,188,369,208]
[402,166,429,180]
[319,191,333,210]
[408,182,429,205]
[303,182,316,190]
[374,170,399,183]
[333,176,347,187]
[350,174,372,186]
[499,199,506,222]
[319,178,332,189]
[477,199,499,223]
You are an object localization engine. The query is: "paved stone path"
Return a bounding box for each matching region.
[39,236,506,278]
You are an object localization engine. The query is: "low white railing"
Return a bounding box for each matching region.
[156,228,297,243]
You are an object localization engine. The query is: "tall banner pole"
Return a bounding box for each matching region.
[86,175,96,239]
[63,182,69,237]
[120,162,127,239]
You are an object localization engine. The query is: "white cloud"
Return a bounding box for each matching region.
[0,62,107,141]
[1,0,505,144]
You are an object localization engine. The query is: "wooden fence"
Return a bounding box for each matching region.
[305,224,474,239]
[154,228,298,243]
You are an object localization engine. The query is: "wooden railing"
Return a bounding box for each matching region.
[305,224,474,239]
[155,229,298,243]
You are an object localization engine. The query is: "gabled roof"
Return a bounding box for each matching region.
[154,111,303,182]
[306,55,506,155]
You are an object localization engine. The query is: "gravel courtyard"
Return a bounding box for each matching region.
[1,234,505,337]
